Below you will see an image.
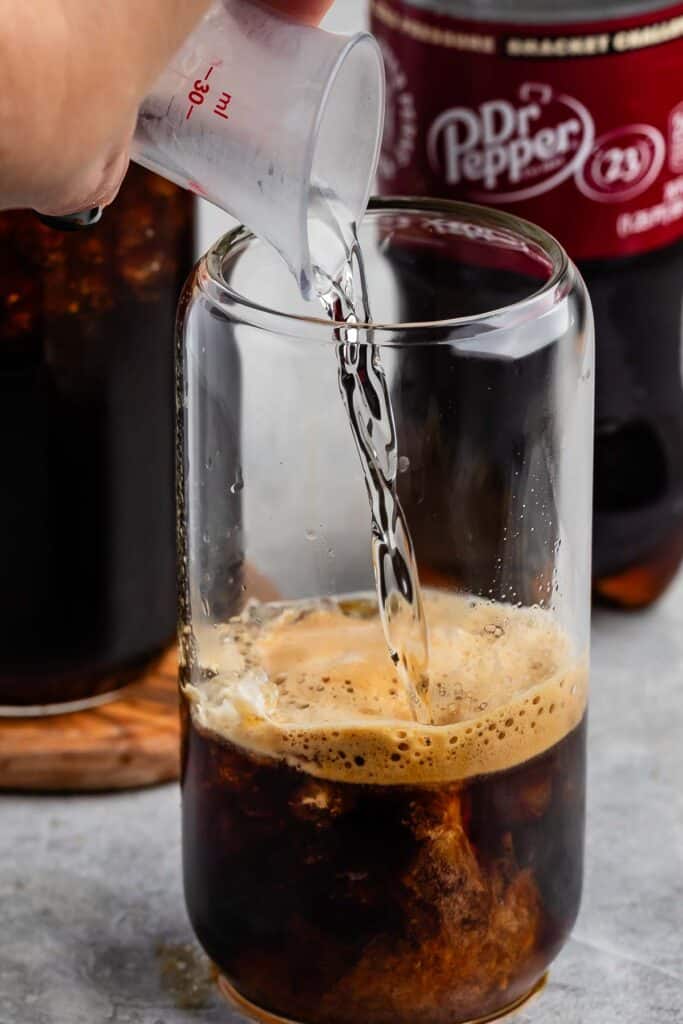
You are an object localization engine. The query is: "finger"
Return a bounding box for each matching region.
[33,145,131,218]
[260,0,335,26]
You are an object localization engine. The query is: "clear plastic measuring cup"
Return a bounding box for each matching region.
[132,0,385,297]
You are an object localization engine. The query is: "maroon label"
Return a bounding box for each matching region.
[371,0,683,260]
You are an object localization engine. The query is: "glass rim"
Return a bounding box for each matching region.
[197,197,572,341]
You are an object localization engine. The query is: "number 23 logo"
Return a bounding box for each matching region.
[577,124,665,203]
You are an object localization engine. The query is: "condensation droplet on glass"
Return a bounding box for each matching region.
[230,466,244,494]
[398,455,410,473]
[202,531,210,544]
[201,596,210,617]
[306,528,317,541]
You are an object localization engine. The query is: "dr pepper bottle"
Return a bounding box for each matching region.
[372,0,683,607]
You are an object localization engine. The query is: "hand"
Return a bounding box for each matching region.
[0,0,334,216]
[265,0,334,22]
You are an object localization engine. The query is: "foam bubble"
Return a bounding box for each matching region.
[185,591,588,785]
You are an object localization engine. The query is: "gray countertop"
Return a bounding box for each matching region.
[1,574,682,1024]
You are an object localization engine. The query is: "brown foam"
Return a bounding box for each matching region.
[185,591,588,785]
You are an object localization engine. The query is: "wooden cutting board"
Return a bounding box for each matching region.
[0,647,180,792]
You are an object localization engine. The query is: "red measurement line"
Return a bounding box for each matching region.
[186,105,194,120]
[204,66,215,80]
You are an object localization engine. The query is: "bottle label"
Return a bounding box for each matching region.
[371,0,683,259]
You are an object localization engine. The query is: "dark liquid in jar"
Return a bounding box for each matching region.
[0,166,194,707]
[181,592,586,1024]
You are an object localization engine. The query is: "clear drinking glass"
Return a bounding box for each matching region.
[177,199,594,1024]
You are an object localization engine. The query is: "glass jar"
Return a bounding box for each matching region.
[0,166,194,713]
[177,199,593,1024]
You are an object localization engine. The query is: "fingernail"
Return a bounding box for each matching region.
[35,207,104,231]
